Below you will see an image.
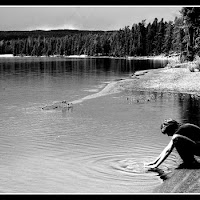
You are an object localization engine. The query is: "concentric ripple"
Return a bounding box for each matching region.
[60,150,165,193]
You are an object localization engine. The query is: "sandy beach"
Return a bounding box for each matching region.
[104,60,200,96]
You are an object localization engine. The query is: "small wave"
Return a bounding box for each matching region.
[83,83,107,93]
[111,158,146,175]
[5,105,18,109]
[96,84,107,89]
[83,89,99,93]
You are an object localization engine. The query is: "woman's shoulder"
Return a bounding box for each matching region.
[176,123,200,140]
[179,123,200,131]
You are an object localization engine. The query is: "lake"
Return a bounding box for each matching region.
[0,57,199,193]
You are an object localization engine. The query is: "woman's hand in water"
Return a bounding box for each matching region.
[144,162,157,169]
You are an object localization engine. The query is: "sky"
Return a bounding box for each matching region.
[0,6,183,31]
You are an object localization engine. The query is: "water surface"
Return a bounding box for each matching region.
[0,57,199,193]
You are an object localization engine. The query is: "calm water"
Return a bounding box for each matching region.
[0,57,200,193]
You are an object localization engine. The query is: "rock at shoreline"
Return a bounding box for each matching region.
[42,101,73,110]
[134,70,148,76]
[129,70,148,79]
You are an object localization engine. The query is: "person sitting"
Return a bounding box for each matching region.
[145,119,200,169]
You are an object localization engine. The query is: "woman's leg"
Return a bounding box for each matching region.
[173,135,197,164]
[194,143,200,157]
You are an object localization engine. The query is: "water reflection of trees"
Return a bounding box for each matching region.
[0,58,168,78]
[177,93,200,126]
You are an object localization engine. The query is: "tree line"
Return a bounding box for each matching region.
[0,7,200,61]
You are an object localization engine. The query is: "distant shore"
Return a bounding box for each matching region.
[0,53,179,61]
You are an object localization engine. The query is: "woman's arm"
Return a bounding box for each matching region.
[145,140,175,169]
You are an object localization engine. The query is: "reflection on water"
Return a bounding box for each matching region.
[124,90,200,126]
[0,57,167,77]
[0,57,200,193]
[177,93,200,126]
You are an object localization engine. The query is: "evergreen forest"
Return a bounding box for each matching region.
[0,7,200,61]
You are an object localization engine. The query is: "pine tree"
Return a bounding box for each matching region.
[146,23,152,55]
[151,18,158,55]
[163,21,174,55]
[181,7,200,60]
[156,18,165,54]
[172,16,184,54]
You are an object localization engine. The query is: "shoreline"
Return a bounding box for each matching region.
[0,53,179,61]
[2,53,199,96]
[97,67,200,99]
[106,63,200,96]
[69,63,200,107]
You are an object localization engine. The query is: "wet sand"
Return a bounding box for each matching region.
[153,168,200,193]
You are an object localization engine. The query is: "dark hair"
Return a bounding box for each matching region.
[161,119,179,135]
